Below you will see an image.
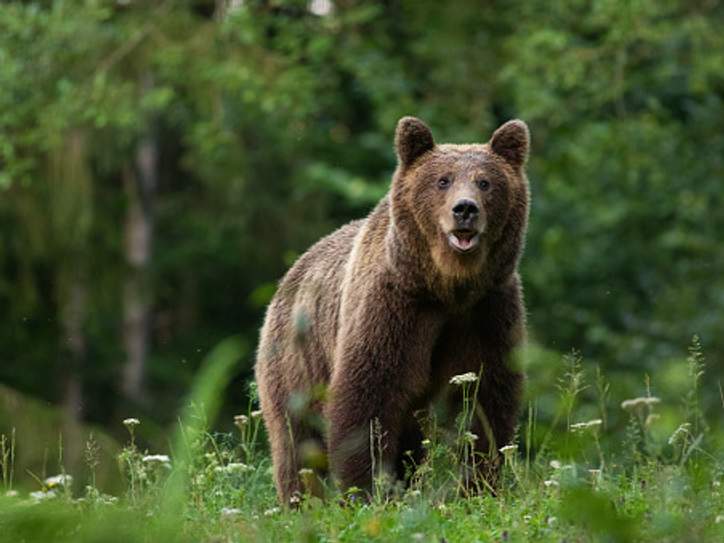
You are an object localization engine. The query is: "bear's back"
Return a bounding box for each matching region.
[257,218,366,388]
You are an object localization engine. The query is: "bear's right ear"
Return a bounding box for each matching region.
[395,116,434,167]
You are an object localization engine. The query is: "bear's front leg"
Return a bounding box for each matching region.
[326,285,441,497]
[470,282,525,460]
[468,359,523,491]
[435,280,525,492]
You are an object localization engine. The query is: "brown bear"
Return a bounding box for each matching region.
[255,116,530,504]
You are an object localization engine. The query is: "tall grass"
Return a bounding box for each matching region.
[0,336,722,542]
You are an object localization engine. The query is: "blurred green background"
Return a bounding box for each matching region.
[1,0,722,490]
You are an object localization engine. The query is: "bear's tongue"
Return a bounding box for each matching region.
[450,231,478,252]
[454,235,473,249]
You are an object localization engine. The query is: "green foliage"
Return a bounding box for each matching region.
[0,341,722,542]
[0,0,722,521]
[0,1,721,540]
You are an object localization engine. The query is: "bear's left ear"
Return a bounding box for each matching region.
[490,119,530,169]
[395,116,435,167]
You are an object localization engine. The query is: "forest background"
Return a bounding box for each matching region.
[1,0,723,490]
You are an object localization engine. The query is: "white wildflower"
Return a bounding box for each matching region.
[225,462,251,473]
[309,0,333,17]
[122,418,140,427]
[570,419,603,433]
[30,490,57,502]
[44,474,73,488]
[221,507,243,517]
[142,454,171,467]
[264,507,281,516]
[449,372,478,386]
[668,423,691,445]
[621,397,661,411]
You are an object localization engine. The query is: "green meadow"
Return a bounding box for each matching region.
[1,1,723,541]
[1,337,722,542]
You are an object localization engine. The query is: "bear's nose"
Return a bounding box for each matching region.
[452,199,479,223]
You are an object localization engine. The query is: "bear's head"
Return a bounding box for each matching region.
[390,116,530,285]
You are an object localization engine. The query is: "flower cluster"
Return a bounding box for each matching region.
[214,462,251,475]
[449,372,478,386]
[620,397,660,411]
[264,507,281,516]
[570,419,603,433]
[221,507,243,517]
[142,454,172,470]
[44,474,73,489]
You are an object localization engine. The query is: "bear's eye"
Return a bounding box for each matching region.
[437,176,451,190]
[477,179,490,191]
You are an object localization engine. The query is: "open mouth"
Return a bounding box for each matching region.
[447,230,480,253]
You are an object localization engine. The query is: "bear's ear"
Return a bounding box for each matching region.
[395,116,435,167]
[490,119,530,169]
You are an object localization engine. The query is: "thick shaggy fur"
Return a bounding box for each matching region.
[256,117,531,503]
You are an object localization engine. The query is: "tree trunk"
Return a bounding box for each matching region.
[61,278,86,421]
[121,77,158,404]
[52,129,93,469]
[59,272,86,469]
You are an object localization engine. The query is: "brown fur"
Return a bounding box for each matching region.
[255,116,531,503]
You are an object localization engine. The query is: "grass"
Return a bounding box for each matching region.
[0,337,722,542]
